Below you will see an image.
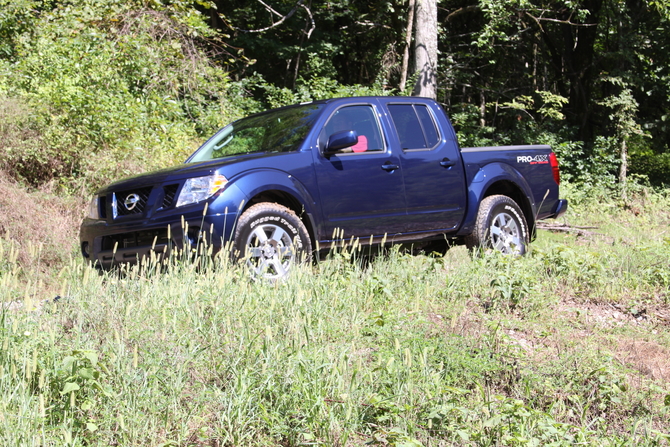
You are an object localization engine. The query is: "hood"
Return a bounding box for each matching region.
[96,152,292,194]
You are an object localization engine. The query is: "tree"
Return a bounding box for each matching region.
[211,0,406,89]
[412,0,438,99]
[398,0,415,92]
[599,77,643,200]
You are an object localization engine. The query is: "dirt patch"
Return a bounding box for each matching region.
[618,340,670,381]
[551,300,670,382]
[0,171,83,277]
[426,303,488,339]
[553,300,660,329]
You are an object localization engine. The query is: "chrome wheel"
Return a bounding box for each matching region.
[234,203,312,281]
[489,211,523,254]
[244,223,296,280]
[465,195,529,256]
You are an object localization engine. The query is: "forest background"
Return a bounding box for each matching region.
[2,0,670,193]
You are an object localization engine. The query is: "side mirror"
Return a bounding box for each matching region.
[324,130,358,155]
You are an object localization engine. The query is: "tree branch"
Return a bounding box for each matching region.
[235,0,305,34]
[300,3,315,39]
[446,5,479,22]
[524,11,596,27]
[256,0,285,18]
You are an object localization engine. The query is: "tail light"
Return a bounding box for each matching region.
[549,152,560,185]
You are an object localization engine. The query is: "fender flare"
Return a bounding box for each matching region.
[457,162,537,237]
[230,168,321,245]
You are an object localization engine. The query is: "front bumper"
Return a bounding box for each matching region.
[80,214,239,270]
[80,185,246,270]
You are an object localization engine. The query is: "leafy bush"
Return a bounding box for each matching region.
[630,150,670,187]
[0,0,242,192]
[0,97,49,184]
[451,103,497,148]
[253,73,394,110]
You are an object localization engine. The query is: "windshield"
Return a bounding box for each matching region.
[188,103,324,162]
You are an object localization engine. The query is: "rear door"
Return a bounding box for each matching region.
[312,102,407,241]
[382,100,467,233]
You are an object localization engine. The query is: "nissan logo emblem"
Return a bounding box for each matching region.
[124,193,140,211]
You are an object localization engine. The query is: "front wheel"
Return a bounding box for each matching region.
[465,195,529,255]
[233,203,312,280]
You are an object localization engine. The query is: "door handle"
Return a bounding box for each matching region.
[440,158,456,168]
[381,162,400,172]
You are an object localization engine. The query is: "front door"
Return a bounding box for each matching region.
[312,104,407,243]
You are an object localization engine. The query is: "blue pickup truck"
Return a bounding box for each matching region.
[80,96,567,279]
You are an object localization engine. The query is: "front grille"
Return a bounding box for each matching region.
[101,229,170,251]
[99,196,107,219]
[162,184,179,209]
[115,187,153,217]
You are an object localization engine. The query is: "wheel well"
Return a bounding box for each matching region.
[482,180,537,240]
[244,190,317,249]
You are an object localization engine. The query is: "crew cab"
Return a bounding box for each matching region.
[80,96,568,279]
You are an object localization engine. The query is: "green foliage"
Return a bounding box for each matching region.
[598,78,643,140]
[629,150,670,187]
[0,0,43,59]
[223,0,405,88]
[440,0,670,186]
[552,138,619,187]
[1,0,240,191]
[451,104,496,148]
[51,349,115,430]
[501,91,568,123]
[255,72,394,110]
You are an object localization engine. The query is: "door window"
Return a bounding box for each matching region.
[319,105,385,153]
[388,104,440,150]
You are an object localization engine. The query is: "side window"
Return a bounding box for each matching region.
[319,105,384,153]
[388,104,440,150]
[415,105,439,147]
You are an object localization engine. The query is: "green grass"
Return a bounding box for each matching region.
[1,185,669,446]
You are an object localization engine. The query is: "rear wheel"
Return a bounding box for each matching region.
[234,203,312,280]
[465,195,529,255]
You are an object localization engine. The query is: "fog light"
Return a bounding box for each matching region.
[186,227,201,249]
[81,242,90,258]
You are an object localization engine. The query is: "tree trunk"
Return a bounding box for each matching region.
[619,137,628,202]
[479,90,486,127]
[412,0,438,99]
[535,0,604,141]
[399,0,416,92]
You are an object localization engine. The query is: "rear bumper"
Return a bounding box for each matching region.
[547,199,568,219]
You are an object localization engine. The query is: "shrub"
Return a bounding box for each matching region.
[1,1,242,192]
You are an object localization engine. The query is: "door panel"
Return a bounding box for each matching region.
[400,147,466,232]
[386,103,467,232]
[313,104,407,241]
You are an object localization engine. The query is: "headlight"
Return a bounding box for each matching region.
[88,196,100,219]
[176,174,228,208]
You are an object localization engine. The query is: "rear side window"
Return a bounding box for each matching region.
[388,104,440,150]
[415,105,439,147]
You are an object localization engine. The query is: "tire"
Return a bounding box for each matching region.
[233,203,312,280]
[465,195,529,255]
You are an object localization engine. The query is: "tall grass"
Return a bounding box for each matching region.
[0,185,669,446]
